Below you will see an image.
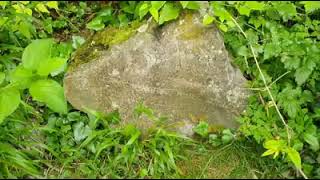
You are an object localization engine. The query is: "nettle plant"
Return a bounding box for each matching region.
[0,38,72,123]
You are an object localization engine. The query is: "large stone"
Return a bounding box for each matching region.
[64,11,249,136]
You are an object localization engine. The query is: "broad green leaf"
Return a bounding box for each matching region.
[46,1,58,10]
[245,1,265,11]
[262,149,276,157]
[286,147,301,169]
[237,5,251,16]
[300,1,320,14]
[10,66,34,89]
[36,3,49,13]
[37,57,68,77]
[295,66,312,85]
[0,72,5,84]
[22,39,54,70]
[139,3,150,20]
[159,3,180,25]
[29,79,67,114]
[184,1,200,10]
[86,17,105,31]
[149,7,159,22]
[0,87,21,124]
[203,14,215,25]
[151,1,166,11]
[180,1,189,9]
[303,133,319,152]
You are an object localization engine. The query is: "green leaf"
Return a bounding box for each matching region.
[151,1,166,11]
[237,6,250,16]
[22,39,54,70]
[303,133,319,152]
[29,79,67,114]
[203,14,215,25]
[245,1,265,11]
[264,42,281,60]
[73,121,92,142]
[0,87,21,124]
[193,121,209,138]
[149,7,159,22]
[159,3,180,25]
[286,147,301,169]
[300,1,320,14]
[86,17,105,31]
[219,24,228,32]
[0,72,5,84]
[139,3,150,20]
[10,66,34,89]
[295,66,312,85]
[273,2,297,20]
[46,1,58,10]
[19,21,31,39]
[180,1,189,9]
[37,57,68,77]
[36,3,49,13]
[72,36,85,49]
[184,1,200,10]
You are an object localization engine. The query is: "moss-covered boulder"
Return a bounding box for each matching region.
[64,11,249,136]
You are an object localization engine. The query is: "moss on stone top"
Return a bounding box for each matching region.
[68,20,143,72]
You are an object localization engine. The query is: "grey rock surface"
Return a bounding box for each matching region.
[64,12,250,136]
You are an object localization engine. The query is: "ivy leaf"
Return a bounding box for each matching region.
[295,66,312,86]
[300,1,320,14]
[86,17,105,31]
[203,14,215,25]
[46,1,58,10]
[149,1,166,22]
[193,121,209,138]
[72,36,85,49]
[19,21,31,39]
[184,1,200,10]
[180,1,189,9]
[245,1,265,11]
[0,87,21,124]
[159,3,180,25]
[36,3,50,13]
[29,79,67,114]
[303,133,319,152]
[151,1,166,10]
[286,147,301,169]
[22,39,54,70]
[37,57,68,77]
[139,3,150,20]
[73,121,92,142]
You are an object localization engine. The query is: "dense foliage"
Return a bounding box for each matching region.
[0,1,320,178]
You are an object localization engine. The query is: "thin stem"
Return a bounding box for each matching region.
[231,17,291,145]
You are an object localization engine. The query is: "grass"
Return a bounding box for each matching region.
[176,140,285,179]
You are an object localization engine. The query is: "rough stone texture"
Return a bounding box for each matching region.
[64,11,250,136]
